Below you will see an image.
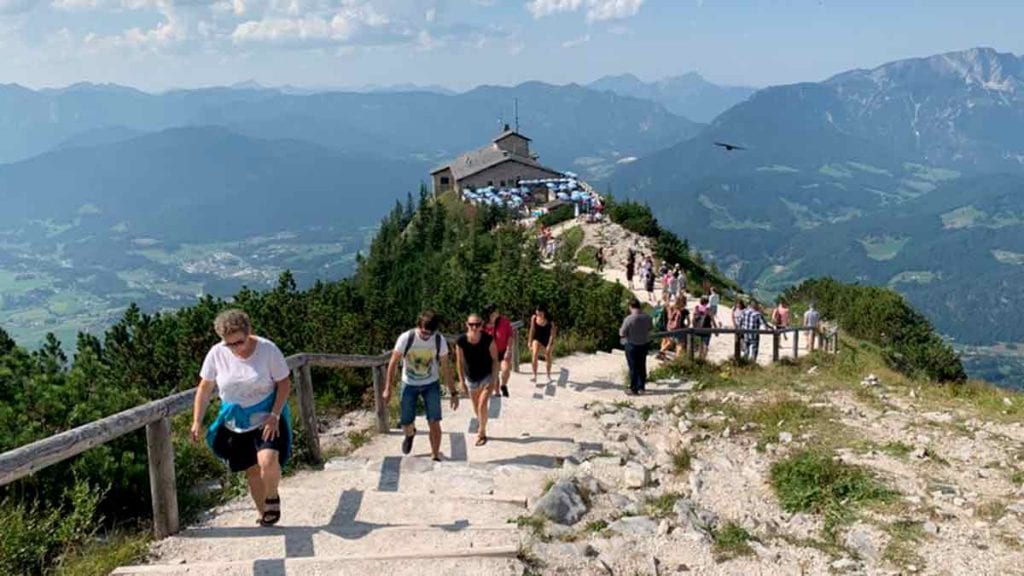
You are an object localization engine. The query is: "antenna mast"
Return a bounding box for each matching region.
[514,98,519,132]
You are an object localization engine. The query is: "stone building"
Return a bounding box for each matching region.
[431,127,564,194]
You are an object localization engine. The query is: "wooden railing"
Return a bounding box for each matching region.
[0,322,523,540]
[649,326,839,363]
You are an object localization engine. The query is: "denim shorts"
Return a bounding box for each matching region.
[400,380,442,425]
[465,375,493,391]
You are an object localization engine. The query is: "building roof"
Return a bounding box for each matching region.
[494,129,531,143]
[431,142,561,181]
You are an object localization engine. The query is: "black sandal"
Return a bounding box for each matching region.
[260,497,281,526]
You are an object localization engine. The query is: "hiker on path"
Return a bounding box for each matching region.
[732,299,744,329]
[620,298,654,395]
[383,311,459,461]
[708,286,720,319]
[625,256,636,289]
[644,261,656,302]
[740,302,769,361]
[483,303,514,397]
[772,300,792,342]
[803,303,821,351]
[692,295,718,360]
[528,305,557,382]
[666,295,690,358]
[653,292,671,360]
[596,246,606,272]
[191,309,292,527]
[668,270,682,302]
[455,314,499,446]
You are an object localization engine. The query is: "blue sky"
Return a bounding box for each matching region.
[1,0,1023,91]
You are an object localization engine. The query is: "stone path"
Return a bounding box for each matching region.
[113,348,679,575]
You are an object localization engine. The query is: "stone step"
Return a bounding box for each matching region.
[150,523,521,564]
[112,547,521,576]
[201,488,529,529]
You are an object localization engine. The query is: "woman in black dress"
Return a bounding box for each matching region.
[528,305,557,382]
[455,314,499,446]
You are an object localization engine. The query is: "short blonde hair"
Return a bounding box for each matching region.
[214,309,251,339]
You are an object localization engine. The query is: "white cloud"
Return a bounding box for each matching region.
[232,13,352,43]
[0,0,40,14]
[424,6,435,22]
[526,0,643,22]
[586,0,642,21]
[561,33,588,48]
[50,0,102,10]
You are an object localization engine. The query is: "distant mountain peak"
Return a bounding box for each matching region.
[830,46,1024,94]
[587,71,755,122]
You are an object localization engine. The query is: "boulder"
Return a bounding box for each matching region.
[843,526,881,562]
[607,515,658,536]
[623,461,650,488]
[673,498,718,537]
[532,479,588,526]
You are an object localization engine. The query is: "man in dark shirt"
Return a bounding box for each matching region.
[619,298,654,395]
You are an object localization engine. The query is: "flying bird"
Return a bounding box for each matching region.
[714,142,746,151]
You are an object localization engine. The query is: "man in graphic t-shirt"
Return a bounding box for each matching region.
[383,311,458,461]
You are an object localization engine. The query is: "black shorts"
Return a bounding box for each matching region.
[212,420,291,473]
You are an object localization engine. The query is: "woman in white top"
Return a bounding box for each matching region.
[190,309,292,526]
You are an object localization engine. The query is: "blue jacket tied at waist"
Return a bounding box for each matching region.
[206,390,292,467]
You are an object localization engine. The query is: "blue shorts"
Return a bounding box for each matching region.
[399,381,442,426]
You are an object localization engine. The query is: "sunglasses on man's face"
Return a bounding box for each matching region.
[467,322,482,328]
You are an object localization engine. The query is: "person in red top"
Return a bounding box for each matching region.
[483,303,515,397]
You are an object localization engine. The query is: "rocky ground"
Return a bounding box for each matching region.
[521,356,1024,576]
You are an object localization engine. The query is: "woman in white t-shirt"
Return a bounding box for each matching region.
[190,309,292,527]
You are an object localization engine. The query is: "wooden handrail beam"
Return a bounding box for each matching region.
[0,389,194,487]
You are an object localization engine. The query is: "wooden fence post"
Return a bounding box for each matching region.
[772,331,780,363]
[145,417,179,539]
[373,364,389,433]
[296,361,321,464]
[687,332,696,362]
[512,329,521,374]
[734,332,742,363]
[793,330,799,360]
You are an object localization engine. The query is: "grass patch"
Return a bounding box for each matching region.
[880,441,913,459]
[53,530,150,576]
[1011,470,1024,485]
[639,406,655,421]
[511,515,548,539]
[882,519,925,569]
[577,245,599,269]
[711,521,755,561]
[583,519,608,534]
[770,450,897,536]
[741,398,823,449]
[644,492,683,519]
[348,429,371,450]
[976,500,1007,523]
[670,447,693,475]
[916,379,1024,423]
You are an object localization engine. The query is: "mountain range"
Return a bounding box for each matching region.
[588,72,756,123]
[611,47,1024,350]
[0,80,699,180]
[0,78,704,348]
